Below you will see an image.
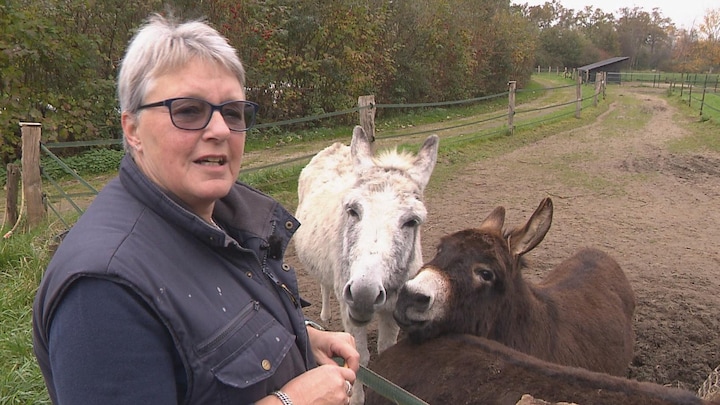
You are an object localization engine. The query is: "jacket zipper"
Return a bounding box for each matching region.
[262,268,299,308]
[196,300,259,356]
[261,221,300,308]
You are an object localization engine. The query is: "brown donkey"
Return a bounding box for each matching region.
[365,334,719,405]
[393,197,636,375]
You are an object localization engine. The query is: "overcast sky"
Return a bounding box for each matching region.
[515,0,714,30]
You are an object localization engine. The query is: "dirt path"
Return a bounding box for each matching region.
[292,85,720,393]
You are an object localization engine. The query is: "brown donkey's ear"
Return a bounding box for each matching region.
[479,206,506,234]
[508,197,553,257]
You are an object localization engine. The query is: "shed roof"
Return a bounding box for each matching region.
[578,57,629,72]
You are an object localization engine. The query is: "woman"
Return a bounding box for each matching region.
[32,13,359,405]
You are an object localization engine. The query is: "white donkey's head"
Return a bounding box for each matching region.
[338,126,439,326]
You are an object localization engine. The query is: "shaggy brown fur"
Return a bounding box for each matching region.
[366,334,720,405]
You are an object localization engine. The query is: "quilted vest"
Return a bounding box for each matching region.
[33,155,314,404]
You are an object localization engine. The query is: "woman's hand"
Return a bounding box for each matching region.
[307,326,360,371]
[257,327,360,405]
[273,364,356,405]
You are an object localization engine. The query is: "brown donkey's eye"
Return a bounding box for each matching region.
[475,269,494,281]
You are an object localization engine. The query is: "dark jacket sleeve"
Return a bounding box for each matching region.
[48,277,186,404]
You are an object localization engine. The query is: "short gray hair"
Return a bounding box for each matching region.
[117,14,246,150]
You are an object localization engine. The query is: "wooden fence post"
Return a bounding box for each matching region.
[20,122,45,229]
[594,72,602,107]
[4,163,20,227]
[575,74,582,119]
[358,95,376,142]
[507,81,516,134]
[603,72,607,100]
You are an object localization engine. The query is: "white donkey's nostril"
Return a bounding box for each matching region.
[343,280,387,309]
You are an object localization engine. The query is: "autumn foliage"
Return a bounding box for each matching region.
[0,0,538,164]
[2,0,718,166]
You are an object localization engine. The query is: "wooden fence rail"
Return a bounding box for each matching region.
[5,75,605,231]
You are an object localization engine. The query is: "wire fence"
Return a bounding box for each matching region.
[596,71,720,123]
[609,71,720,90]
[677,85,720,119]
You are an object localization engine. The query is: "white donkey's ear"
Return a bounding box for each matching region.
[407,134,440,191]
[351,125,375,171]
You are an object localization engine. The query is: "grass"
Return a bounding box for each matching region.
[621,71,720,88]
[0,226,58,404]
[667,89,720,154]
[683,90,720,124]
[3,73,718,403]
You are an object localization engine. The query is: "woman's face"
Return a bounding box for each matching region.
[122,58,246,219]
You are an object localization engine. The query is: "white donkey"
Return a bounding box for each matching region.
[294,126,439,404]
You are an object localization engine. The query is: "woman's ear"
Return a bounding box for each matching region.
[122,111,141,152]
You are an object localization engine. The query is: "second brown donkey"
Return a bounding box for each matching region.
[393,197,636,375]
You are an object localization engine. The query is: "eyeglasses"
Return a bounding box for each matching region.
[136,97,259,132]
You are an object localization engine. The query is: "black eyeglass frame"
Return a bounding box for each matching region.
[136,97,259,132]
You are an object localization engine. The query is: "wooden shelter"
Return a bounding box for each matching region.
[578,57,629,83]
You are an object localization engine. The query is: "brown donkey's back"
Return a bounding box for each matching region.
[366,334,718,405]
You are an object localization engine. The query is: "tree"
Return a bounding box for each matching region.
[0,0,160,165]
[698,9,720,71]
[616,6,673,70]
[0,0,539,165]
[698,8,720,41]
[577,6,619,58]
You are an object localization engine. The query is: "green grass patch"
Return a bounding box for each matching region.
[669,86,720,124]
[697,91,720,123]
[665,90,720,155]
[622,71,720,87]
[601,91,651,134]
[0,227,56,404]
[239,165,303,210]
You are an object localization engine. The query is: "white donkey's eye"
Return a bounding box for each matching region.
[346,206,360,218]
[403,217,420,228]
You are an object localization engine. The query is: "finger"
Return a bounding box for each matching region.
[339,367,356,385]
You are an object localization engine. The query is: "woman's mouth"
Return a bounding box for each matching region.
[196,157,226,166]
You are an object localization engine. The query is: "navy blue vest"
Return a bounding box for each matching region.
[33,155,314,404]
